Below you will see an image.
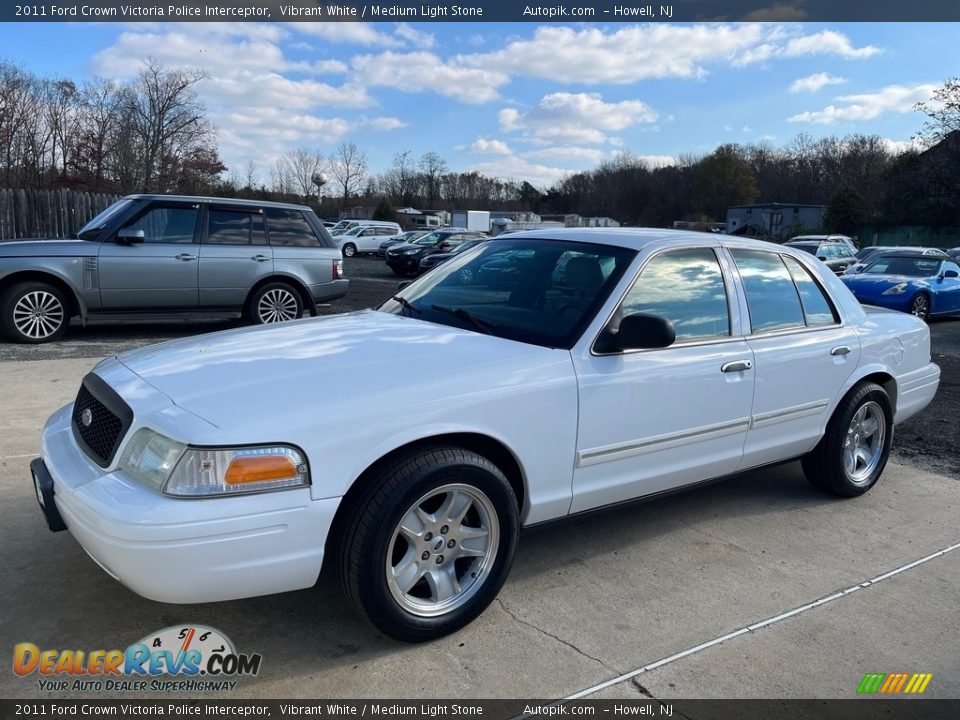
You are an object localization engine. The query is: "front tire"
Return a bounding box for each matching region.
[909,292,930,321]
[801,382,893,497]
[1,282,70,343]
[342,243,357,258]
[336,447,519,642]
[249,282,303,325]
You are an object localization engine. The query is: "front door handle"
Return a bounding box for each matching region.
[175,253,197,261]
[830,345,852,356]
[251,254,270,262]
[721,359,753,373]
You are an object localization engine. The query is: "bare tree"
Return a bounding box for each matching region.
[915,77,960,144]
[329,141,368,203]
[127,58,215,192]
[283,147,324,202]
[269,157,294,196]
[419,151,447,208]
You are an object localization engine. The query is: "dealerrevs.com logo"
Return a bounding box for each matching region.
[13,625,262,692]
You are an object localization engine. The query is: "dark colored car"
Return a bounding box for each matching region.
[418,237,488,272]
[0,194,347,343]
[947,247,960,261]
[377,229,434,256]
[385,230,486,277]
[785,240,856,275]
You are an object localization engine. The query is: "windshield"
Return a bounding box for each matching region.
[76,198,135,239]
[863,256,942,277]
[330,221,352,233]
[342,226,365,236]
[379,238,636,349]
[414,232,444,246]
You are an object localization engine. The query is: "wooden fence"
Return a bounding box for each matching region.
[0,188,122,240]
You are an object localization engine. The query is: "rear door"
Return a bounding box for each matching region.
[729,248,860,469]
[98,201,200,309]
[265,208,333,287]
[198,205,273,309]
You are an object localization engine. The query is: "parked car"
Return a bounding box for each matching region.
[787,234,858,254]
[843,247,947,275]
[31,229,939,641]
[840,253,960,320]
[785,240,857,274]
[418,237,488,272]
[378,230,432,256]
[0,195,347,343]
[333,222,402,257]
[385,229,486,276]
[947,247,960,261]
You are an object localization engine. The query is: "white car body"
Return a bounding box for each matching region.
[35,230,940,607]
[332,222,402,255]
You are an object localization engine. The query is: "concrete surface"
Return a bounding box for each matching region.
[0,356,957,700]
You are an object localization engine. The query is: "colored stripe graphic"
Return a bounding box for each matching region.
[858,672,932,694]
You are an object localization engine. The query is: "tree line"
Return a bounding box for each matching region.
[2,54,958,231]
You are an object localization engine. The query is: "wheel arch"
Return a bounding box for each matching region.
[0,269,85,320]
[243,274,317,319]
[837,368,898,420]
[324,432,528,566]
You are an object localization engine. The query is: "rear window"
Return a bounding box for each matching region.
[731,250,806,333]
[265,209,320,247]
[206,209,267,246]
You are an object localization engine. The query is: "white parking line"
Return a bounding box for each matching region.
[566,541,960,700]
[1,453,39,460]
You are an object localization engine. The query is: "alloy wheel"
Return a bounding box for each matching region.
[257,288,299,323]
[910,294,929,320]
[13,291,65,340]
[386,483,500,618]
[842,401,886,484]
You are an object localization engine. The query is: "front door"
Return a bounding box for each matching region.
[571,247,755,514]
[98,202,200,309]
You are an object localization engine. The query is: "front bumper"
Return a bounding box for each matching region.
[37,404,340,604]
[386,254,421,270]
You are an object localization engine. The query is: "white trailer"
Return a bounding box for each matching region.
[451,210,491,233]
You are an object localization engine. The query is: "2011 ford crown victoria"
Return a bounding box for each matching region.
[31,230,940,642]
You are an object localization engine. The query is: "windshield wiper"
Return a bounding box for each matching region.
[391,295,421,315]
[430,304,498,334]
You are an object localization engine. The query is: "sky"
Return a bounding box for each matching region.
[1,21,957,188]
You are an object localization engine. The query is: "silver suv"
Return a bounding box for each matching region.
[0,195,347,343]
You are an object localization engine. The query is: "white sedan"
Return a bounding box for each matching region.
[31,230,940,642]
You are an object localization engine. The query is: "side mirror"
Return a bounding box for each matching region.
[117,227,145,244]
[595,313,676,353]
[397,280,413,290]
[943,269,959,279]
[816,255,827,261]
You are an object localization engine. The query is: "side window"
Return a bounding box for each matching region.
[731,250,805,333]
[621,248,730,342]
[123,206,197,244]
[206,209,266,246]
[782,256,838,326]
[377,227,396,236]
[264,209,320,247]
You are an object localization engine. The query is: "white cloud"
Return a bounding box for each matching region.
[465,138,513,155]
[291,22,402,48]
[633,155,677,168]
[460,25,879,85]
[364,117,408,131]
[881,138,923,154]
[790,72,847,94]
[788,82,938,124]
[394,23,435,49]
[471,155,572,187]
[351,51,508,103]
[499,93,658,145]
[523,147,606,164]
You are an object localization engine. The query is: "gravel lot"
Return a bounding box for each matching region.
[1,254,956,477]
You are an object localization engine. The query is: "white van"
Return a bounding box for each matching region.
[333,221,402,256]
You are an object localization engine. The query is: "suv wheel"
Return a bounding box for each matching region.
[250,283,303,324]
[1,282,70,344]
[342,243,357,258]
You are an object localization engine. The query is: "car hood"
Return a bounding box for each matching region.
[0,238,96,257]
[387,242,424,253]
[115,310,561,428]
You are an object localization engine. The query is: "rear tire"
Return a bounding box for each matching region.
[336,447,519,642]
[342,243,357,258]
[248,282,303,325]
[1,282,70,344]
[801,382,893,497]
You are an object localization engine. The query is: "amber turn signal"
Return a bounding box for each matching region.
[224,455,297,485]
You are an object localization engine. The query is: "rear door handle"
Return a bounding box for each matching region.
[830,345,852,356]
[721,360,753,373]
[251,254,270,262]
[175,253,197,261]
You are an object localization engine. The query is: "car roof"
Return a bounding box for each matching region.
[124,194,312,211]
[868,252,945,260]
[488,227,779,252]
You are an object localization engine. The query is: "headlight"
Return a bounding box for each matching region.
[119,428,186,491]
[120,429,309,497]
[882,283,908,295]
[404,248,422,255]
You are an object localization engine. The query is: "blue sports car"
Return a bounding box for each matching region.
[840,253,960,321]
